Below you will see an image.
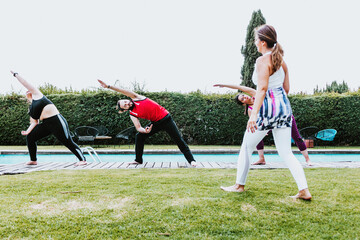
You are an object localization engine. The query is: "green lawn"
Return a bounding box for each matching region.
[0,168,359,239]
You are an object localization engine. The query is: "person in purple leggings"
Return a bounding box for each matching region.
[254,115,311,165]
[214,83,312,166]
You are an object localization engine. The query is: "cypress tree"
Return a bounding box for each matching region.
[314,80,350,94]
[240,10,266,88]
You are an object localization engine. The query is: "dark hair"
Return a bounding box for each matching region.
[244,104,249,116]
[255,24,284,73]
[116,100,125,112]
[234,94,249,116]
[234,94,242,105]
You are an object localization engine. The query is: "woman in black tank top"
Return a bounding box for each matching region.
[28,95,54,120]
[11,71,87,166]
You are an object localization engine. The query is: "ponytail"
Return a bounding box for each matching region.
[271,42,284,73]
[244,104,249,116]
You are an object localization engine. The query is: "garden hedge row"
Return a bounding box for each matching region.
[0,91,359,146]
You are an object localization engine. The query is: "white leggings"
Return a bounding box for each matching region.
[236,127,308,191]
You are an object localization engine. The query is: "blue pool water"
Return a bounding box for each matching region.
[0,154,359,164]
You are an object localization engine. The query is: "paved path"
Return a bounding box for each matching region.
[2,149,360,155]
[1,148,360,175]
[1,161,360,176]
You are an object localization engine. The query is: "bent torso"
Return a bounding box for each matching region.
[40,104,60,120]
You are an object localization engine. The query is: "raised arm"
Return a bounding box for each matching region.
[213,84,256,97]
[247,58,269,133]
[282,62,290,94]
[11,71,42,97]
[98,79,144,100]
[130,115,153,134]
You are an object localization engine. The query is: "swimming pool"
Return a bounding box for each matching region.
[0,153,359,164]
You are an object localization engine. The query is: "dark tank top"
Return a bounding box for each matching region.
[28,96,53,119]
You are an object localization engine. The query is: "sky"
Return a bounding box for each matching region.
[1,0,359,95]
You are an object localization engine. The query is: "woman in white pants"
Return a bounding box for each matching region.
[221,24,312,200]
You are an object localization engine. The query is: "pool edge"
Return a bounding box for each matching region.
[1,149,360,155]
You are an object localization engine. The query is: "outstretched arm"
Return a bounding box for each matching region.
[11,71,42,97]
[213,84,256,97]
[98,79,143,100]
[130,115,153,134]
[21,117,39,136]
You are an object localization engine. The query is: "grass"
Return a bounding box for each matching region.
[0,168,359,239]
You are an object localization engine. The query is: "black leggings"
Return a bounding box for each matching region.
[26,114,86,162]
[135,114,195,164]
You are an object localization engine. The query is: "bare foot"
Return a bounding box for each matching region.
[291,188,312,200]
[190,161,197,167]
[74,161,87,166]
[26,161,37,165]
[252,160,266,165]
[127,161,142,165]
[220,184,245,192]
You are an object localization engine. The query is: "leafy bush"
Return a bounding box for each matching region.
[0,91,358,146]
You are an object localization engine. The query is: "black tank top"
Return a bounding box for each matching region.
[28,96,54,119]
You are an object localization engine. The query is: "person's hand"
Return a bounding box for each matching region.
[97,79,108,88]
[21,130,29,136]
[246,115,258,133]
[144,124,153,134]
[10,70,18,77]
[213,84,224,88]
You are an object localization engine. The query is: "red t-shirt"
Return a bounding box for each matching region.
[129,98,169,122]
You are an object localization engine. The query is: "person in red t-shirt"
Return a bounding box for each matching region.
[98,79,197,166]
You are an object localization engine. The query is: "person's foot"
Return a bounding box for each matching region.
[74,161,87,166]
[220,184,245,192]
[190,161,197,167]
[291,188,312,200]
[26,161,37,165]
[252,160,266,165]
[306,161,313,166]
[127,161,142,165]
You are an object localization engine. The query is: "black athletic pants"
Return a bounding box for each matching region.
[26,114,86,162]
[135,114,195,164]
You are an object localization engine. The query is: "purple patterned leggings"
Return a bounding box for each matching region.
[256,115,307,151]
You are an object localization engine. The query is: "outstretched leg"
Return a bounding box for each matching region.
[236,130,269,185]
[253,140,266,165]
[49,115,87,165]
[134,123,161,164]
[291,117,312,166]
[221,129,268,192]
[163,116,196,165]
[26,123,52,164]
[272,127,311,200]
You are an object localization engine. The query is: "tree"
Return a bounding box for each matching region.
[313,80,349,94]
[240,10,266,88]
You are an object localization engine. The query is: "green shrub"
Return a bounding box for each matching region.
[0,91,358,146]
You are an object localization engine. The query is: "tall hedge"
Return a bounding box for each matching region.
[0,91,359,146]
[288,92,360,146]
